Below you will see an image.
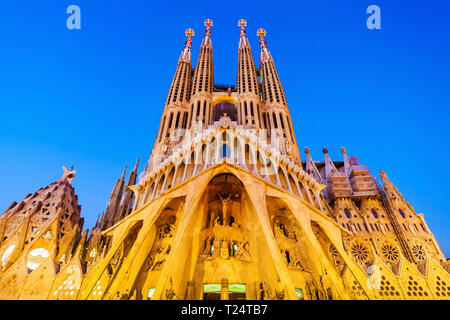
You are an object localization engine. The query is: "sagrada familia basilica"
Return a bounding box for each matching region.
[0,19,449,300]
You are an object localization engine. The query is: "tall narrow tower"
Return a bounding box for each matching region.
[258,29,300,162]
[188,19,214,130]
[236,19,262,128]
[150,28,194,171]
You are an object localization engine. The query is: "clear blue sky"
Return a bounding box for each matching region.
[0,1,449,256]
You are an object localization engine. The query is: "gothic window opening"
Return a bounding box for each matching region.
[371,209,378,219]
[344,209,351,219]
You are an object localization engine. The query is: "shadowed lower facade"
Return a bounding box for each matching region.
[0,19,449,300]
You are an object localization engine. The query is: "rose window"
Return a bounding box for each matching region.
[411,244,426,261]
[381,244,400,262]
[351,243,369,263]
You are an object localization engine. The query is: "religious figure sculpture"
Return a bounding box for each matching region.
[219,193,232,225]
[235,241,251,262]
[220,240,230,259]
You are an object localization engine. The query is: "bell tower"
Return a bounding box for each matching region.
[257,29,301,163]
[236,19,263,128]
[188,19,215,130]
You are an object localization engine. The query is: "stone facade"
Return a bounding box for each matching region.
[0,20,449,300]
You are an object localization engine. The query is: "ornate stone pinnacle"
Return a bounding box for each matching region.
[257,28,266,38]
[322,146,328,154]
[257,28,267,48]
[185,28,195,39]
[304,147,310,154]
[340,146,347,154]
[204,19,213,36]
[204,19,213,28]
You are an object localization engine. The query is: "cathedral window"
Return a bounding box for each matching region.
[411,244,426,261]
[350,242,369,264]
[381,244,400,263]
[399,209,406,219]
[371,209,378,218]
[344,209,351,219]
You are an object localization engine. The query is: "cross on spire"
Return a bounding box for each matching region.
[238,19,247,36]
[185,28,195,39]
[204,19,213,36]
[257,28,267,48]
[184,28,194,48]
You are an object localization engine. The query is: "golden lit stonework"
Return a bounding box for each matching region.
[0,20,449,300]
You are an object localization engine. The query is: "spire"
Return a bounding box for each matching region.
[257,28,272,64]
[257,28,287,106]
[0,167,82,269]
[189,19,214,129]
[201,19,213,48]
[163,29,194,108]
[102,166,127,229]
[258,28,299,160]
[237,19,262,127]
[60,166,76,184]
[116,158,140,222]
[155,29,194,153]
[238,19,250,49]
[178,28,194,64]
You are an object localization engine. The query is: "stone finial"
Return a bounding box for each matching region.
[322,146,328,154]
[304,146,310,154]
[61,166,76,184]
[340,146,347,154]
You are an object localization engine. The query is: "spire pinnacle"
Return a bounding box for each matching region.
[204,19,213,36]
[61,166,76,184]
[238,19,247,36]
[178,29,194,64]
[257,28,267,48]
[133,157,140,172]
[184,28,194,48]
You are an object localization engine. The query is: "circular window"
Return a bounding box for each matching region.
[351,243,369,263]
[412,244,426,261]
[381,244,400,262]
